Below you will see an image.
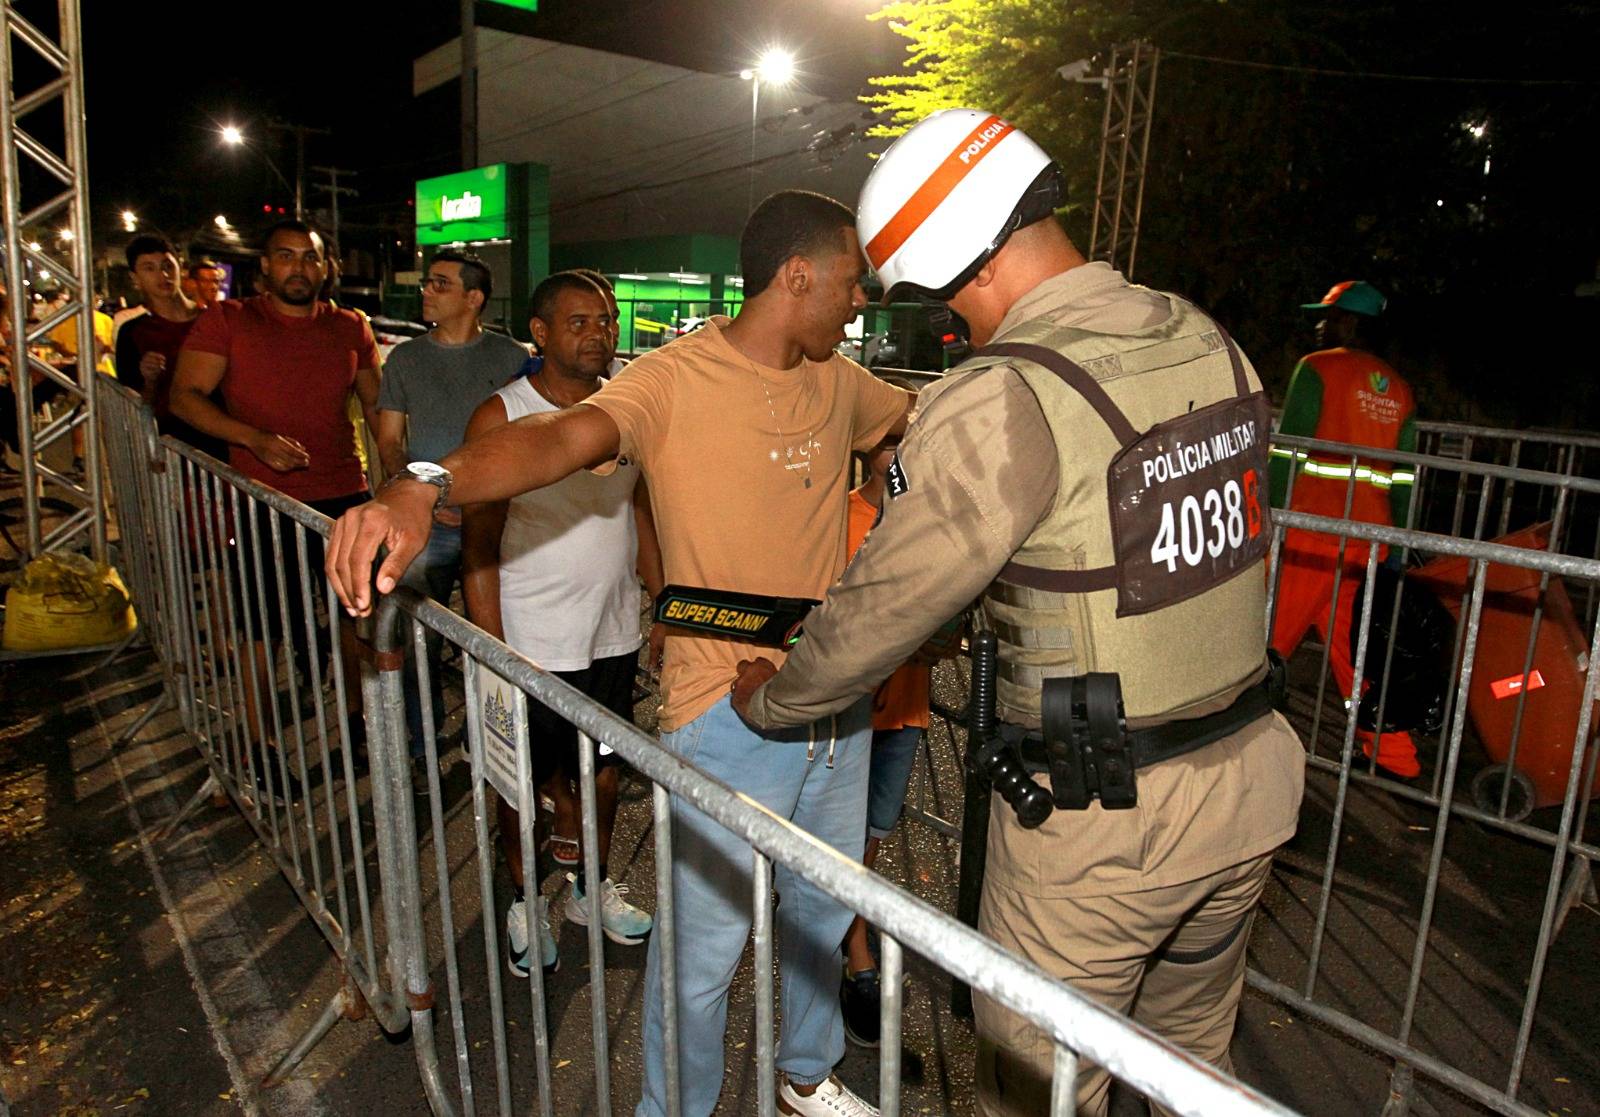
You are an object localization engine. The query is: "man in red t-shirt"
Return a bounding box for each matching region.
[1269,280,1420,778]
[172,219,382,799]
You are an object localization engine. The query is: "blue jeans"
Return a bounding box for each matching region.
[867,726,923,840]
[636,695,871,1117]
[398,524,461,759]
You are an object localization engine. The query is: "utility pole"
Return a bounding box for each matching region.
[311,166,360,249]
[460,0,478,169]
[266,118,333,220]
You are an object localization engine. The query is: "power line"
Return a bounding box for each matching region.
[1163,50,1600,86]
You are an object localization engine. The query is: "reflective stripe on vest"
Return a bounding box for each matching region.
[1269,446,1416,490]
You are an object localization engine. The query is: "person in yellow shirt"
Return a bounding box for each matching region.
[45,300,115,473]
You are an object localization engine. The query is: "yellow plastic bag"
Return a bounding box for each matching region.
[2,552,137,652]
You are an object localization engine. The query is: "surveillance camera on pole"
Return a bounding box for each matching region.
[1058,57,1108,88]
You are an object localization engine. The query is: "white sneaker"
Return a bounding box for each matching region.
[777,1075,878,1117]
[565,874,653,945]
[506,895,558,977]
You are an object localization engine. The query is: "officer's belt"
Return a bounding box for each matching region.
[1016,670,1278,775]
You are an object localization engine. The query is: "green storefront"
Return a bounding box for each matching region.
[406,162,550,337]
[403,173,931,366]
[552,234,744,353]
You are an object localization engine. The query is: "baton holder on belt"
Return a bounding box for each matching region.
[1040,673,1135,810]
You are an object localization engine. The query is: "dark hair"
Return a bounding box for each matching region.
[259,218,324,257]
[529,270,607,327]
[124,235,176,270]
[431,248,493,302]
[186,257,221,278]
[570,267,614,295]
[740,190,854,297]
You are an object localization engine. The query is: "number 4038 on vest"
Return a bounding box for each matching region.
[1149,471,1263,573]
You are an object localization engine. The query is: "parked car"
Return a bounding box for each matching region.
[369,316,429,361]
[837,333,900,367]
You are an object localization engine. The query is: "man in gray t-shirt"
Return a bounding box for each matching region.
[375,250,528,768]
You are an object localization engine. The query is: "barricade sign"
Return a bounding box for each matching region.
[474,663,524,803]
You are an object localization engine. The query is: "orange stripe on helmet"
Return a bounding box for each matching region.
[864,115,1015,271]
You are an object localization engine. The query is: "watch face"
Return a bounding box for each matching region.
[409,462,448,481]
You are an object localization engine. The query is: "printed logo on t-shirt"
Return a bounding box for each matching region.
[1368,371,1390,395]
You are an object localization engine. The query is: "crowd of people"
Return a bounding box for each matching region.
[3,104,1423,1117]
[22,203,937,1114]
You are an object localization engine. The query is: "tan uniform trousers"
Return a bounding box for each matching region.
[975,852,1274,1116]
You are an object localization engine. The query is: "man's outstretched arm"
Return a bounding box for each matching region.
[326,402,622,617]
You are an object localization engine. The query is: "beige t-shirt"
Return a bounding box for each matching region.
[583,316,909,731]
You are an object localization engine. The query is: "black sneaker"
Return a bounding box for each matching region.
[840,967,881,1048]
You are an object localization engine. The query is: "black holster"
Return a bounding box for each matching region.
[1039,672,1134,810]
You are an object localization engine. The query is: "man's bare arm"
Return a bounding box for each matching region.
[354,363,382,448]
[634,476,669,676]
[171,349,311,471]
[633,477,664,599]
[374,408,408,479]
[886,392,913,442]
[460,396,511,641]
[326,402,623,617]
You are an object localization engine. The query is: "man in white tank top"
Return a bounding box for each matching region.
[462,272,664,976]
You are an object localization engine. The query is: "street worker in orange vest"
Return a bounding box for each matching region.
[1269,280,1420,778]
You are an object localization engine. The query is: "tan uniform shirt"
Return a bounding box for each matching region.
[746,263,1304,896]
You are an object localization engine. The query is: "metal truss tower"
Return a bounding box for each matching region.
[1,0,104,562]
[1087,40,1161,280]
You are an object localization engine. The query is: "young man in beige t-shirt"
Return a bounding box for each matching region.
[327,191,912,1117]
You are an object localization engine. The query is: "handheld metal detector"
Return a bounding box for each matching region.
[653,585,819,648]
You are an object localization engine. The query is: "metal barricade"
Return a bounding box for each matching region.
[97,371,1296,1114]
[1413,420,1600,547]
[367,589,1299,1117]
[94,377,411,1082]
[1250,504,1600,1117]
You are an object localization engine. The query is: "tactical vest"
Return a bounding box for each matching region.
[961,296,1273,725]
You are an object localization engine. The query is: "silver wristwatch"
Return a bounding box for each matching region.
[392,461,453,514]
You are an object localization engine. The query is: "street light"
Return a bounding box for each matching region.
[214,214,230,229]
[57,228,74,242]
[219,123,300,218]
[120,210,137,231]
[754,48,795,86]
[742,47,796,215]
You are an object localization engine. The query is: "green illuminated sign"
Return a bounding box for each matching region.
[487,0,537,8]
[415,164,509,246]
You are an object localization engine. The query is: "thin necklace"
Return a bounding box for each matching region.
[746,355,816,489]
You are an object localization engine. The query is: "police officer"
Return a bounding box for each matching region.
[731,110,1305,1116]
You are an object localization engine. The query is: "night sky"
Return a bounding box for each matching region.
[74,1,902,251]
